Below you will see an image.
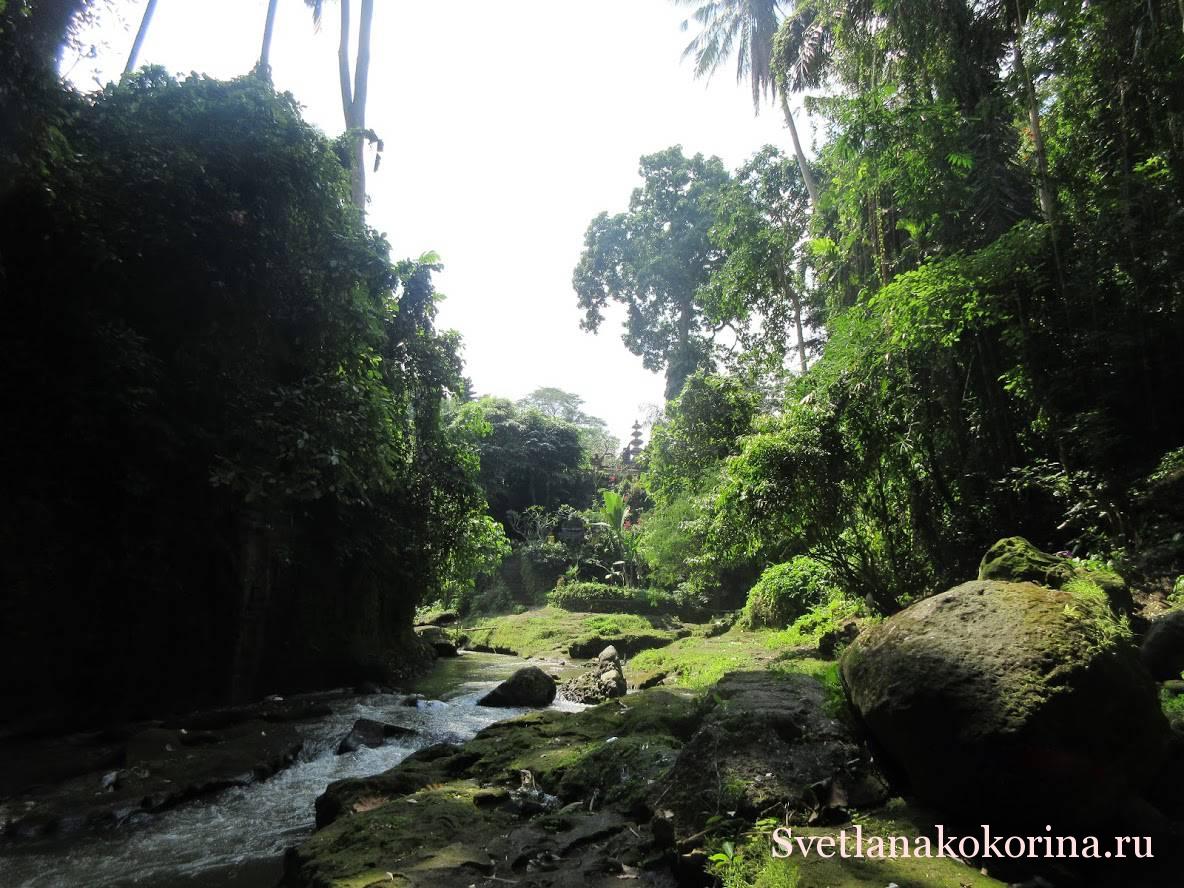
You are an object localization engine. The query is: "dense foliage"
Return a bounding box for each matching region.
[0,68,498,722]
[450,395,599,530]
[575,0,1184,614]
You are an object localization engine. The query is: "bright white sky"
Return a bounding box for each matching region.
[66,0,816,443]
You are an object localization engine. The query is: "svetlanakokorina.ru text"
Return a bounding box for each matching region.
[770,826,1152,860]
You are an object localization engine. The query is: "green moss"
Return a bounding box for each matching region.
[979,536,1131,613]
[1061,576,1133,651]
[628,625,837,691]
[460,606,686,658]
[293,782,506,887]
[706,802,1007,888]
[630,627,777,688]
[556,733,682,810]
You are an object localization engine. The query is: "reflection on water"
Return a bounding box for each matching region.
[0,652,576,887]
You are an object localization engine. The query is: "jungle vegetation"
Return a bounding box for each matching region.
[1,0,1182,727]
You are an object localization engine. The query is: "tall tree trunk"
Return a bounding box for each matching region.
[1013,0,1066,294]
[123,0,159,76]
[1012,3,1054,225]
[336,0,354,154]
[335,0,374,208]
[780,89,819,206]
[350,0,373,208]
[775,264,809,374]
[229,512,273,704]
[791,291,808,375]
[259,0,279,75]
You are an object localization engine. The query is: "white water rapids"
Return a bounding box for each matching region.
[0,652,580,887]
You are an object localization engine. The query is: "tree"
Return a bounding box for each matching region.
[518,387,620,467]
[645,371,759,502]
[708,144,813,373]
[573,146,730,400]
[674,0,820,204]
[123,0,159,75]
[259,0,279,74]
[452,397,593,528]
[518,387,590,422]
[306,0,375,207]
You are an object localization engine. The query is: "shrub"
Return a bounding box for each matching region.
[742,557,836,629]
[1170,575,1184,608]
[767,593,871,648]
[519,539,573,601]
[547,580,678,615]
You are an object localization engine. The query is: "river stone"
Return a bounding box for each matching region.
[414,625,458,657]
[478,666,556,708]
[659,671,886,831]
[1141,609,1184,680]
[336,718,416,755]
[841,579,1168,827]
[597,645,620,665]
[978,536,1132,613]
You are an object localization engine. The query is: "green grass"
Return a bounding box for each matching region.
[630,625,837,690]
[461,606,685,659]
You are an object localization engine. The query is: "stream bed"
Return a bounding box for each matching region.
[0,652,578,887]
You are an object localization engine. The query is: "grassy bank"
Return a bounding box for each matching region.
[461,606,689,659]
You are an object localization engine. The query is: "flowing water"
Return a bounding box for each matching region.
[0,652,578,887]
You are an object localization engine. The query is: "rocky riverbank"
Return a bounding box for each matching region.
[282,541,1184,888]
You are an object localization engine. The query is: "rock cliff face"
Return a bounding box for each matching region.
[841,579,1168,827]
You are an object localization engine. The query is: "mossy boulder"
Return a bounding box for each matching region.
[841,580,1168,828]
[978,536,1131,613]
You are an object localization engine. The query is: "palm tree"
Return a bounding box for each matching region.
[259,0,279,75]
[123,0,159,76]
[675,0,820,205]
[306,0,375,208]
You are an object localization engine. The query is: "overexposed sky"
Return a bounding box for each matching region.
[66,0,815,442]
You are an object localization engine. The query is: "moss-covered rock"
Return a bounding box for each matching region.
[841,580,1168,828]
[978,536,1131,612]
[658,671,886,835]
[286,689,707,887]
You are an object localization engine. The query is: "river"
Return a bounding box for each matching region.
[0,652,578,887]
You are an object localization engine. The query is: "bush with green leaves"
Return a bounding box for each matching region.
[742,557,837,629]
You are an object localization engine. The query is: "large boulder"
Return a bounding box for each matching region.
[478,666,556,708]
[1141,609,1184,680]
[978,536,1132,613]
[841,580,1168,828]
